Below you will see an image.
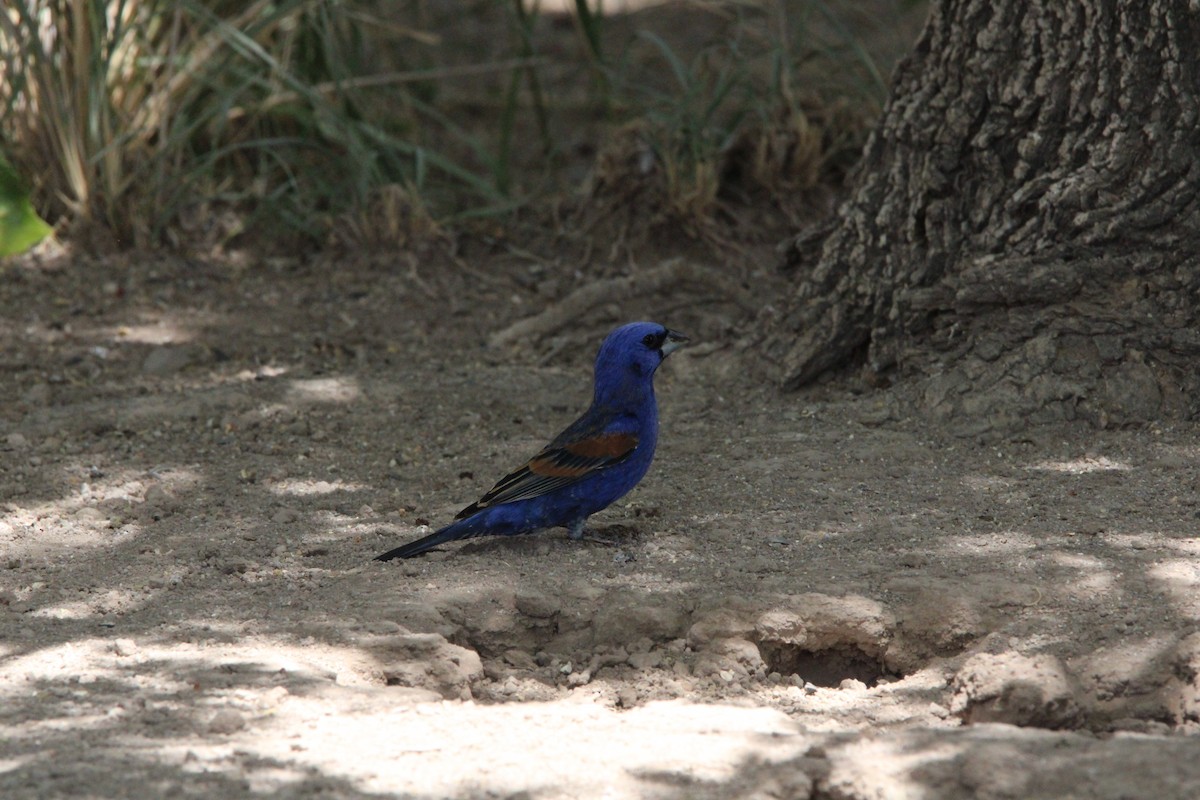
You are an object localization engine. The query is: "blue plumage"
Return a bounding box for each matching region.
[375,322,688,560]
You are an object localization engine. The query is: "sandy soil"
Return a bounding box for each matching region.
[3,247,1200,799]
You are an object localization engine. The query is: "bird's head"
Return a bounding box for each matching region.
[593,322,689,402]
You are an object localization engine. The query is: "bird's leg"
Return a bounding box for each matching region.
[568,518,619,547]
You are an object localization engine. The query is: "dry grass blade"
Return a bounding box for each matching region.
[1,0,508,246]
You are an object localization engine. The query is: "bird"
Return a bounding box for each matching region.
[375,321,688,560]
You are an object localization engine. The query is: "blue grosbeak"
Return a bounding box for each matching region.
[375,321,688,560]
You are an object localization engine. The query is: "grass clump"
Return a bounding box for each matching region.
[0,0,504,248]
[580,0,902,236]
[0,0,924,250]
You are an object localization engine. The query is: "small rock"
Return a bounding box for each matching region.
[273,507,300,524]
[567,670,592,687]
[950,651,1081,728]
[593,591,688,646]
[515,591,558,619]
[503,649,537,671]
[377,633,483,700]
[627,651,664,670]
[22,384,51,406]
[261,686,289,706]
[839,678,867,691]
[6,432,29,450]
[75,506,108,524]
[142,345,195,376]
[804,682,819,695]
[113,638,138,657]
[207,709,246,735]
[687,608,756,647]
[143,485,179,516]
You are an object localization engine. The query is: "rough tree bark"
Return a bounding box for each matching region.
[767,0,1200,430]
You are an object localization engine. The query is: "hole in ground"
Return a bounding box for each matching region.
[758,640,897,688]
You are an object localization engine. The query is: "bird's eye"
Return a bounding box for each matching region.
[642,332,664,348]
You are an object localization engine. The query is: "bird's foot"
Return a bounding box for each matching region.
[567,523,614,546]
[568,521,630,547]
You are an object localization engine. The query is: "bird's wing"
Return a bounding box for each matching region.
[454,429,638,519]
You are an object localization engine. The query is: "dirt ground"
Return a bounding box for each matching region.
[3,240,1200,800]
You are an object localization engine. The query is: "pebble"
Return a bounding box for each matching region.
[515,591,557,619]
[142,345,194,376]
[504,649,537,671]
[272,508,300,524]
[143,485,178,514]
[207,709,246,734]
[113,638,138,656]
[22,384,51,406]
[627,651,663,670]
[75,506,108,524]
[6,432,29,450]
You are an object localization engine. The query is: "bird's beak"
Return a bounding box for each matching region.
[661,329,689,357]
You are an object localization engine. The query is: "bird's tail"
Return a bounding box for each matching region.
[374,516,484,561]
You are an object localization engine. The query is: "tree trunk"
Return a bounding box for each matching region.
[767,0,1200,430]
